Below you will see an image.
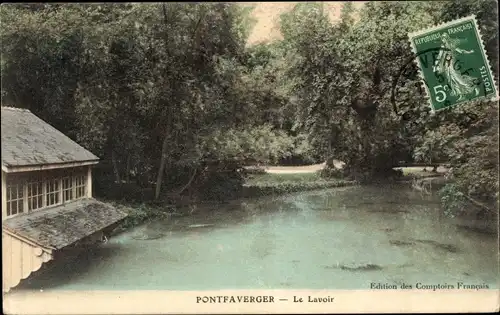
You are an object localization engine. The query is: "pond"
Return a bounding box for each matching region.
[17,185,499,291]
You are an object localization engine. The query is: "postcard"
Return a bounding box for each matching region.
[2,1,499,314]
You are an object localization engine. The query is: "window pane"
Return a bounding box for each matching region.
[63,177,71,189]
[74,174,86,199]
[6,183,24,216]
[27,181,43,211]
[45,178,60,207]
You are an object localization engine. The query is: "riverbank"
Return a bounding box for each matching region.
[243,172,356,196]
[111,165,453,232]
[111,172,358,232]
[110,163,498,239]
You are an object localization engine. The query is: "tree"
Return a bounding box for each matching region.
[1,3,298,201]
[279,2,440,180]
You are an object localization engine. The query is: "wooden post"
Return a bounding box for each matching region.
[72,174,76,201]
[87,165,92,198]
[23,182,28,214]
[58,178,63,205]
[41,173,46,208]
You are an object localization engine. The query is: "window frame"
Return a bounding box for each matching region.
[27,177,44,212]
[74,174,87,199]
[45,176,62,208]
[5,168,89,219]
[62,176,74,202]
[6,181,25,217]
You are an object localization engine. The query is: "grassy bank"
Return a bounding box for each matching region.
[243,172,357,197]
[111,172,357,231]
[108,202,179,232]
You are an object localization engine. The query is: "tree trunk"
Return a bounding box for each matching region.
[155,3,172,201]
[155,134,170,200]
[125,155,131,183]
[111,151,121,184]
[176,167,198,196]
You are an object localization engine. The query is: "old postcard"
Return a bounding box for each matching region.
[2,1,499,314]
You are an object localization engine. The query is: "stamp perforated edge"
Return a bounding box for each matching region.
[407,14,499,113]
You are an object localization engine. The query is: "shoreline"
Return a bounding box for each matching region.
[108,166,496,237]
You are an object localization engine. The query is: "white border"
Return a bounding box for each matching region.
[3,290,500,314]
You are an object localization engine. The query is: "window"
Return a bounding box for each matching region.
[62,177,73,202]
[27,179,43,211]
[6,182,24,216]
[75,175,86,199]
[46,178,60,207]
[5,169,89,218]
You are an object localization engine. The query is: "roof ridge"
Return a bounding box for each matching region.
[1,106,32,113]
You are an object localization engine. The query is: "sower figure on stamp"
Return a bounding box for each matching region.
[433,32,480,101]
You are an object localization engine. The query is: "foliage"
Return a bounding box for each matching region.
[279,2,440,179]
[1,2,498,218]
[117,203,176,230]
[278,1,498,214]
[434,0,499,215]
[246,172,323,185]
[439,184,468,218]
[243,173,355,197]
[0,3,297,199]
[198,125,295,165]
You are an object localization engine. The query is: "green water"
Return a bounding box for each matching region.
[17,185,499,290]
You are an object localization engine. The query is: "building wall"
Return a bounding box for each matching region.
[2,232,53,292]
[2,164,94,291]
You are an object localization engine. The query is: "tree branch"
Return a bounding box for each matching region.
[463,194,495,213]
[176,166,203,196]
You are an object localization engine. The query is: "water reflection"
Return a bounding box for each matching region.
[16,185,499,291]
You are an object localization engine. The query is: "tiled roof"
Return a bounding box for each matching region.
[2,199,128,250]
[1,107,99,168]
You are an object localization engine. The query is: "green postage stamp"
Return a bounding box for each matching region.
[409,15,498,111]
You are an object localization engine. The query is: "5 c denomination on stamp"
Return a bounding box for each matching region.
[408,15,498,111]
